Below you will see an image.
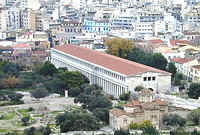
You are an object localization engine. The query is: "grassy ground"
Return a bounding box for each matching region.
[18,109,31,117]
[0,111,16,120]
[0,128,8,133]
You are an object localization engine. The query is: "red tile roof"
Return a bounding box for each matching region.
[13,44,31,48]
[172,58,193,64]
[53,45,171,76]
[148,39,164,44]
[170,40,192,46]
[125,100,141,107]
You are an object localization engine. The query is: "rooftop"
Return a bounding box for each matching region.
[172,57,194,64]
[170,40,193,46]
[53,45,170,76]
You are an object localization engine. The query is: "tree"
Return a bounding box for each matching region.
[68,87,82,97]
[188,83,200,99]
[167,62,177,78]
[8,93,23,102]
[58,71,89,90]
[129,122,139,130]
[43,77,65,95]
[126,48,168,71]
[93,108,110,124]
[119,92,130,101]
[21,116,30,126]
[149,53,168,71]
[106,38,134,58]
[31,84,49,99]
[114,130,129,135]
[135,86,144,92]
[163,114,186,127]
[56,110,101,132]
[24,126,51,135]
[39,61,58,76]
[187,108,200,125]
[2,76,20,88]
[2,62,21,76]
[128,120,159,135]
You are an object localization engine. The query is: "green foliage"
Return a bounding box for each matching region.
[129,122,139,130]
[0,90,24,106]
[17,72,35,89]
[106,38,134,58]
[56,110,101,133]
[119,92,130,101]
[174,73,186,86]
[127,48,168,71]
[163,114,186,127]
[128,120,159,135]
[114,130,130,135]
[21,116,30,126]
[74,84,112,124]
[167,62,177,78]
[31,84,49,99]
[188,83,200,99]
[23,126,51,135]
[150,53,168,71]
[2,62,21,76]
[39,61,58,76]
[43,77,65,95]
[135,86,144,92]
[58,71,89,90]
[170,127,191,135]
[8,93,23,102]
[187,108,200,125]
[68,87,82,97]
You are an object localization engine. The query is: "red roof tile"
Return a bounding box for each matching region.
[172,57,193,64]
[148,39,164,44]
[170,40,192,46]
[125,100,141,107]
[13,44,31,48]
[53,45,171,76]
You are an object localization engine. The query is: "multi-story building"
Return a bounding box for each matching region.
[0,8,21,31]
[172,58,199,81]
[21,9,37,31]
[20,0,41,10]
[59,21,83,33]
[135,22,154,37]
[51,45,171,97]
[137,11,163,23]
[0,9,7,31]
[109,89,168,129]
[111,16,136,30]
[7,7,21,30]
[83,19,110,34]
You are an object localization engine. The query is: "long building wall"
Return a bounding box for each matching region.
[51,47,171,97]
[51,49,129,97]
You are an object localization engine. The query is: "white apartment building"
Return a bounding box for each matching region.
[20,0,41,10]
[51,45,171,97]
[0,9,8,31]
[172,58,199,81]
[134,22,154,38]
[0,0,6,7]
[7,8,21,30]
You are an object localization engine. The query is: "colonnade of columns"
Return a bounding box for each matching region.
[51,56,128,97]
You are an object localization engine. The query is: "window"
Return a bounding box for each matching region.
[148,77,151,81]
[152,77,156,81]
[144,77,147,81]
